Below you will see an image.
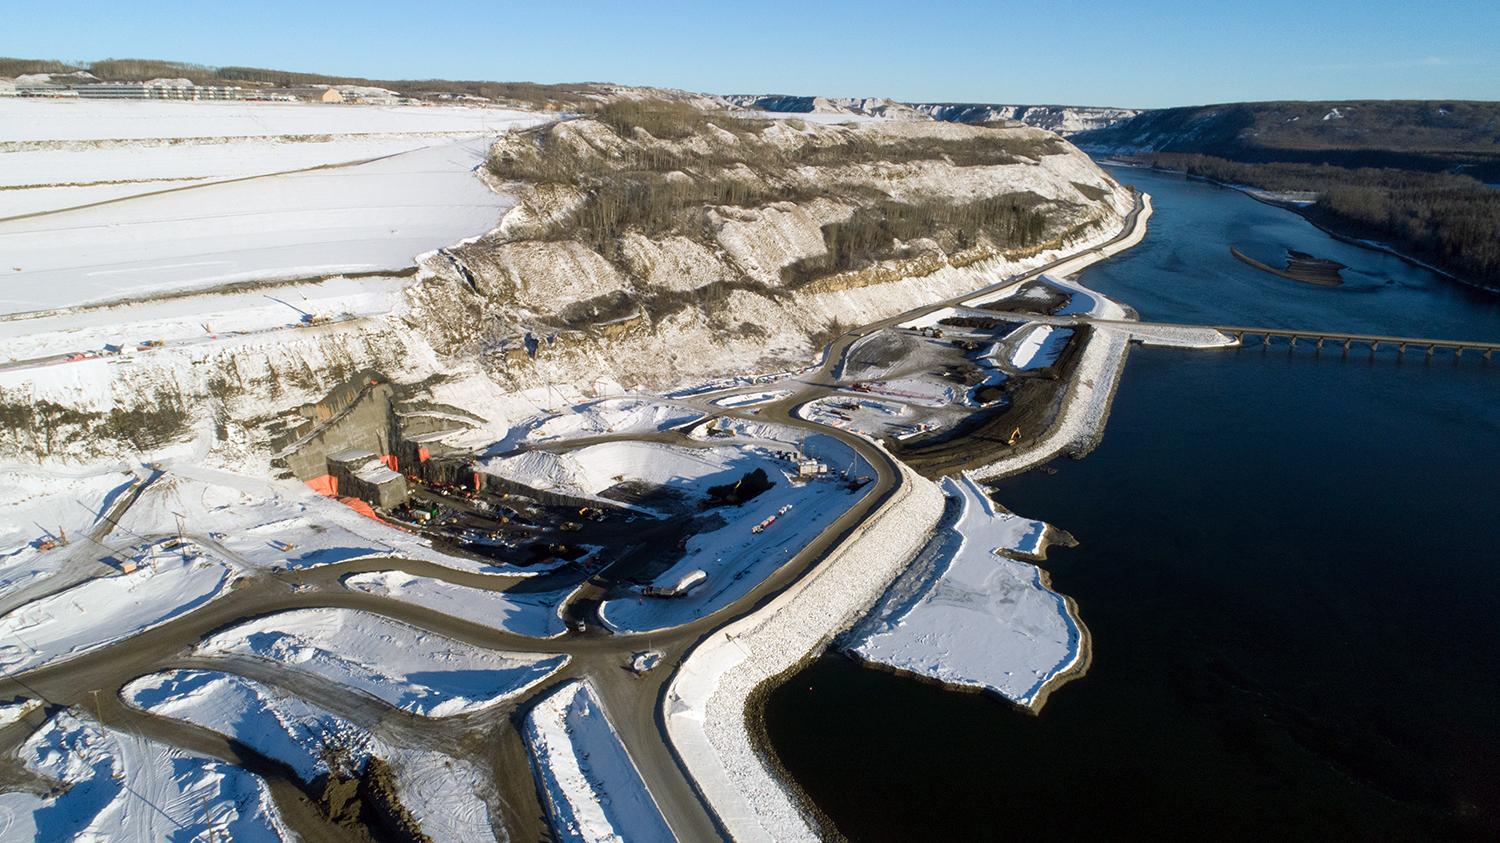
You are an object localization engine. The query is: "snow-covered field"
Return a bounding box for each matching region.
[344,569,569,638]
[124,669,369,782]
[0,551,232,674]
[0,708,291,841]
[524,680,675,842]
[0,99,538,142]
[0,136,509,315]
[598,435,869,633]
[849,474,1082,708]
[123,668,499,841]
[197,608,567,716]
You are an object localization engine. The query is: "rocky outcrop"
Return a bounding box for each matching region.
[914,103,1142,135]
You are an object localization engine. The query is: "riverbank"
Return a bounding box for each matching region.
[1103,159,1499,295]
[663,191,1158,839]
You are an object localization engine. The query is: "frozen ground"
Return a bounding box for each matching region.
[0,274,411,363]
[123,668,369,782]
[483,439,760,509]
[197,608,568,716]
[0,708,290,841]
[522,397,702,444]
[0,550,232,674]
[711,389,791,408]
[344,569,569,638]
[849,474,1082,708]
[0,136,510,315]
[112,465,512,574]
[1009,324,1074,370]
[0,467,134,594]
[0,99,539,142]
[524,679,674,842]
[598,435,869,633]
[123,668,499,841]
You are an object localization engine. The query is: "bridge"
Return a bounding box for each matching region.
[1214,325,1500,359]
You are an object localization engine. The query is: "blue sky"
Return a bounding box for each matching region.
[5,0,1497,107]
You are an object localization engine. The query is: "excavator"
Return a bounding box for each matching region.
[1007,426,1022,446]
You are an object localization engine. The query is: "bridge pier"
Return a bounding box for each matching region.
[1342,339,1351,355]
[1370,341,1379,355]
[1263,334,1272,347]
[1289,336,1298,349]
[1427,344,1436,358]
[1398,342,1407,356]
[1456,347,1463,359]
[1485,349,1492,361]
[1316,337,1325,351]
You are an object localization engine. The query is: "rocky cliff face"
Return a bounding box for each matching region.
[913,103,1141,135]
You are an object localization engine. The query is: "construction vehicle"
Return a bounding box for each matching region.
[1008,426,1023,446]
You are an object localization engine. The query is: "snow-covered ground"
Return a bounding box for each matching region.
[111,465,512,574]
[522,397,702,444]
[0,274,411,364]
[197,608,567,716]
[524,680,675,842]
[598,435,869,633]
[0,550,232,674]
[123,668,499,841]
[1009,324,1074,369]
[124,669,368,783]
[0,467,134,594]
[0,136,510,315]
[0,99,539,142]
[343,569,569,638]
[483,439,763,508]
[711,389,791,408]
[0,708,291,841]
[849,474,1082,708]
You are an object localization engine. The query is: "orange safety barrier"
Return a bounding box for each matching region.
[380,454,399,472]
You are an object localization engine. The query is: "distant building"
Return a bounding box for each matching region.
[52,83,246,101]
[318,88,344,104]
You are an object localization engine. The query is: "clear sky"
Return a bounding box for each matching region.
[5,0,1497,108]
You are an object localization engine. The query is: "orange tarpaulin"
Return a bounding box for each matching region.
[338,496,380,521]
[305,474,338,496]
[380,454,399,472]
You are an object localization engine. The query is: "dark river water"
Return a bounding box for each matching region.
[760,168,1500,841]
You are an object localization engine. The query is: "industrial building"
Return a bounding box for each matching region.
[327,449,409,510]
[15,82,245,100]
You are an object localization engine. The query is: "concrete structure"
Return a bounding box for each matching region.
[1216,325,1500,360]
[41,83,247,100]
[318,88,344,104]
[327,449,408,510]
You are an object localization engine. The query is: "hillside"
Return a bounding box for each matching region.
[1073,100,1500,176]
[0,55,719,111]
[408,100,1133,393]
[913,103,1141,136]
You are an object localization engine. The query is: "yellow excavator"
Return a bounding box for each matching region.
[1007,426,1022,446]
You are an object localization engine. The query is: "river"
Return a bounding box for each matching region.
[760,167,1500,840]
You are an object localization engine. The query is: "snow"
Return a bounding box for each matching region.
[524,397,702,443]
[196,608,568,716]
[0,468,134,594]
[664,459,946,842]
[598,435,869,633]
[0,136,512,315]
[0,99,540,142]
[849,474,1082,708]
[122,668,499,842]
[0,698,38,730]
[123,668,369,782]
[711,389,790,408]
[1009,324,1073,370]
[483,440,753,505]
[524,680,675,843]
[343,569,569,638]
[112,466,514,575]
[0,551,232,674]
[0,708,291,841]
